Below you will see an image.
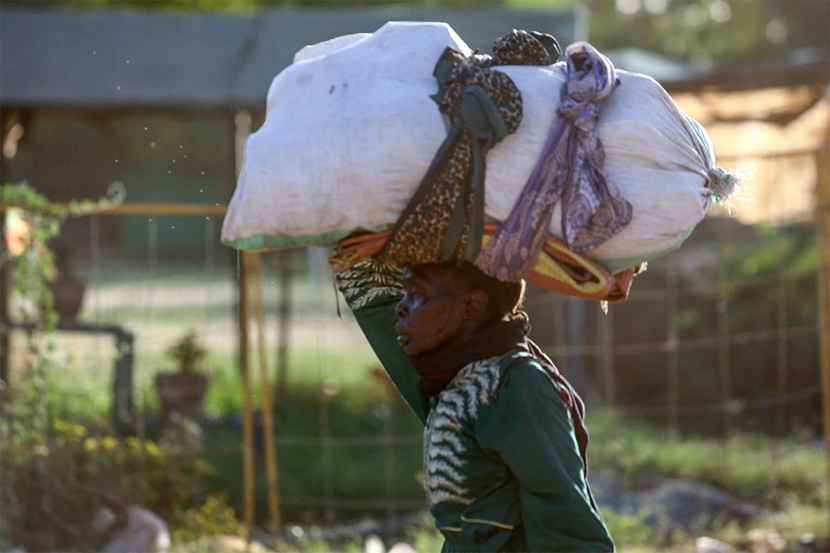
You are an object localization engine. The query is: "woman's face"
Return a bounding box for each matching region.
[394,264,475,357]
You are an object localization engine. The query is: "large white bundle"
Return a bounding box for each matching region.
[222,21,720,272]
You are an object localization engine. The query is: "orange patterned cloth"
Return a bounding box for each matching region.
[331,225,638,303]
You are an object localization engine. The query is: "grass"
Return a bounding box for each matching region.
[588,411,827,510]
[503,0,575,7]
[9,352,828,551]
[587,410,828,547]
[169,394,827,550]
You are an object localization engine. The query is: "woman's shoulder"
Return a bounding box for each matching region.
[471,349,575,446]
[498,349,556,382]
[490,349,571,411]
[443,349,562,413]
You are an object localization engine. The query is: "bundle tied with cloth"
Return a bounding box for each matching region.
[221,21,743,302]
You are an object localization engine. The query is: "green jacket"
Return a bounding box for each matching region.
[337,262,615,552]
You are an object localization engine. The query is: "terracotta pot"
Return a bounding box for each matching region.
[154,372,209,420]
[47,275,86,322]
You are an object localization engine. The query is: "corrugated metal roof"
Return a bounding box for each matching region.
[0,5,580,109]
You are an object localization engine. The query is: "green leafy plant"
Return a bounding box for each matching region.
[2,182,113,454]
[0,380,213,552]
[2,181,72,329]
[156,332,210,419]
[2,181,124,327]
[171,494,245,547]
[167,331,208,374]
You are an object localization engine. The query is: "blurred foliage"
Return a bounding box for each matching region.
[721,223,818,325]
[1,181,122,327]
[585,0,828,65]
[588,409,828,548]
[2,182,76,330]
[2,372,825,550]
[1,0,825,66]
[600,510,664,551]
[588,410,826,512]
[606,219,821,437]
[0,379,216,552]
[171,494,246,546]
[200,382,425,528]
[197,385,826,544]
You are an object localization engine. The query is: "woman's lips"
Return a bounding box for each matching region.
[394,323,409,347]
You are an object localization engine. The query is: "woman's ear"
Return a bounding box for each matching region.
[464,289,490,322]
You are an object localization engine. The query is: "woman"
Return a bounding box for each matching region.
[336,258,615,552]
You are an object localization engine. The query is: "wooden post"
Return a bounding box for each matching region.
[275,252,291,403]
[666,254,680,436]
[716,238,733,438]
[599,307,616,407]
[238,251,256,537]
[249,252,282,538]
[234,109,257,538]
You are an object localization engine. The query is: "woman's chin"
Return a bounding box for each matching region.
[403,345,420,356]
[397,335,415,355]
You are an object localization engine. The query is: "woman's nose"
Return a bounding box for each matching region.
[395,298,408,318]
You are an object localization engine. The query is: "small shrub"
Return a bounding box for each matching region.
[600,509,663,551]
[588,410,826,508]
[171,494,246,546]
[0,383,213,552]
[405,520,445,552]
[166,330,209,374]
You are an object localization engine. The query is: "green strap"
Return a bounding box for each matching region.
[437,85,509,262]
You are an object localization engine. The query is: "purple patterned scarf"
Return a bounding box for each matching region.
[476,42,632,282]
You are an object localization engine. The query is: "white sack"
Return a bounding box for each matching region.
[221,21,718,272]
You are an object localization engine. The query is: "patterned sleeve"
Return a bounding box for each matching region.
[479,361,615,552]
[335,260,430,425]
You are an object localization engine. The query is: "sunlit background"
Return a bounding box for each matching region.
[1,1,828,552]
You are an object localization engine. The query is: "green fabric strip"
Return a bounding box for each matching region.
[596,226,696,273]
[221,224,392,252]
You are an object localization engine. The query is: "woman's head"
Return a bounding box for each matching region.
[393,260,526,357]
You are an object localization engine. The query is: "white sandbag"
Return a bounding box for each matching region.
[221,21,720,272]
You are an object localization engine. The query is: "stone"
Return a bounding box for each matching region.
[622,479,764,532]
[97,505,170,553]
[695,536,737,553]
[364,534,386,553]
[746,528,787,553]
[363,533,417,553]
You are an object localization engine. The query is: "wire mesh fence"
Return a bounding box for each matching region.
[2,199,826,531]
[2,143,828,545]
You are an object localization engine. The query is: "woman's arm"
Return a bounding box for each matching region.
[480,360,614,552]
[335,259,430,425]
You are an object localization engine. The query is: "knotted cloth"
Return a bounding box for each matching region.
[330,225,643,303]
[378,30,560,267]
[476,42,632,282]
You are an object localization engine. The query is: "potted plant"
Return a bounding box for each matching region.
[155,331,209,420]
[2,181,120,329]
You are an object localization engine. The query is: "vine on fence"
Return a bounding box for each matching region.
[1,180,124,329]
[0,181,126,454]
